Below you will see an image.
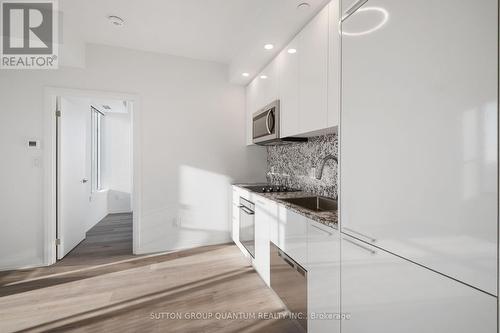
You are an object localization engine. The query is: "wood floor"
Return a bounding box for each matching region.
[0,213,302,333]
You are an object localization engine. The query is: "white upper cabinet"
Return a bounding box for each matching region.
[341,0,498,294]
[327,0,340,128]
[258,59,279,110]
[277,37,300,138]
[341,235,497,333]
[298,4,329,135]
[245,1,340,139]
[245,78,258,145]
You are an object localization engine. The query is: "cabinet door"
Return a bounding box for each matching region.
[307,221,340,333]
[277,37,300,137]
[245,78,258,145]
[298,4,329,135]
[341,0,498,294]
[254,196,278,286]
[259,59,279,109]
[277,207,308,266]
[341,235,497,333]
[327,1,340,128]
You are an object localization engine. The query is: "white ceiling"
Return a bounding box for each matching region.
[61,0,330,85]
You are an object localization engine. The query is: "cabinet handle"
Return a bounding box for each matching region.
[344,238,376,254]
[311,224,333,236]
[343,227,376,243]
[342,0,368,21]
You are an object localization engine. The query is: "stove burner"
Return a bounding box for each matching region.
[244,185,299,193]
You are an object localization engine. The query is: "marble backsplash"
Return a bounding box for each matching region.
[266,133,338,198]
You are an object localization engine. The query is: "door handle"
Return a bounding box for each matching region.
[81,178,89,184]
[265,110,274,135]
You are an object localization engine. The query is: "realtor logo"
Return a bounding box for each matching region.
[1,0,58,69]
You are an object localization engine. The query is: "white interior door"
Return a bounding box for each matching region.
[57,96,88,259]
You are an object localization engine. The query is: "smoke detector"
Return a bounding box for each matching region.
[297,2,311,10]
[107,15,125,27]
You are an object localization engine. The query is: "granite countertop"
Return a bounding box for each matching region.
[233,184,338,229]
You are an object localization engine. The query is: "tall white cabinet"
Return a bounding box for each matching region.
[341,0,498,295]
[341,234,497,333]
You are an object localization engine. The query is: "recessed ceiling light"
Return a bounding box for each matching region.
[107,15,125,27]
[288,48,297,54]
[264,44,274,50]
[260,75,268,79]
[242,72,250,77]
[297,2,311,10]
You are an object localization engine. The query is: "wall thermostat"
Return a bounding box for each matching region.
[28,140,40,149]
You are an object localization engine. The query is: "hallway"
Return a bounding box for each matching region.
[0,214,300,333]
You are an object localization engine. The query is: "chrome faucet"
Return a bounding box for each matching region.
[316,154,338,180]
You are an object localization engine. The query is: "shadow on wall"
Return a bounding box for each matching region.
[139,165,232,253]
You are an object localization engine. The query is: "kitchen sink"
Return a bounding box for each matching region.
[280,196,337,212]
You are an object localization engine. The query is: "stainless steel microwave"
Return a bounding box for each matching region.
[252,100,307,145]
[253,100,280,145]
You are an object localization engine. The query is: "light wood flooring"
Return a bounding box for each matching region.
[0,213,302,333]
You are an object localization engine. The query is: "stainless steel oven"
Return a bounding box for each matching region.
[238,197,255,258]
[253,100,280,144]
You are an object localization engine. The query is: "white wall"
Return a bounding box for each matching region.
[0,44,267,269]
[102,111,132,214]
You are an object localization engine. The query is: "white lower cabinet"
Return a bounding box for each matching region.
[254,196,278,287]
[341,234,497,333]
[277,207,308,266]
[307,221,340,333]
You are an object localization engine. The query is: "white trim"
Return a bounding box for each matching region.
[43,87,142,266]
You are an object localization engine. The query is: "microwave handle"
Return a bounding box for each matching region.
[265,110,274,135]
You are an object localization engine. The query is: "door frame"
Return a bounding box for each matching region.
[43,87,142,265]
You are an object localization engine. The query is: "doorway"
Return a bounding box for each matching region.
[43,88,141,265]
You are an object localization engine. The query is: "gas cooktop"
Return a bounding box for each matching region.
[243,185,300,194]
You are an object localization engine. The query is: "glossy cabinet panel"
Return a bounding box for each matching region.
[277,206,308,266]
[298,4,329,134]
[340,0,498,294]
[254,196,278,286]
[258,59,279,110]
[277,37,300,137]
[245,79,258,145]
[307,221,340,333]
[341,235,497,333]
[327,0,340,128]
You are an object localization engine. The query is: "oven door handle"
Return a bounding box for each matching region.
[239,206,254,215]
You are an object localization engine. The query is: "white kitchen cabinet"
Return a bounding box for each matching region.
[341,235,497,333]
[277,37,300,137]
[245,79,258,145]
[340,0,498,294]
[307,221,340,333]
[258,59,279,110]
[327,0,340,128]
[276,206,308,266]
[254,196,278,286]
[298,4,329,135]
